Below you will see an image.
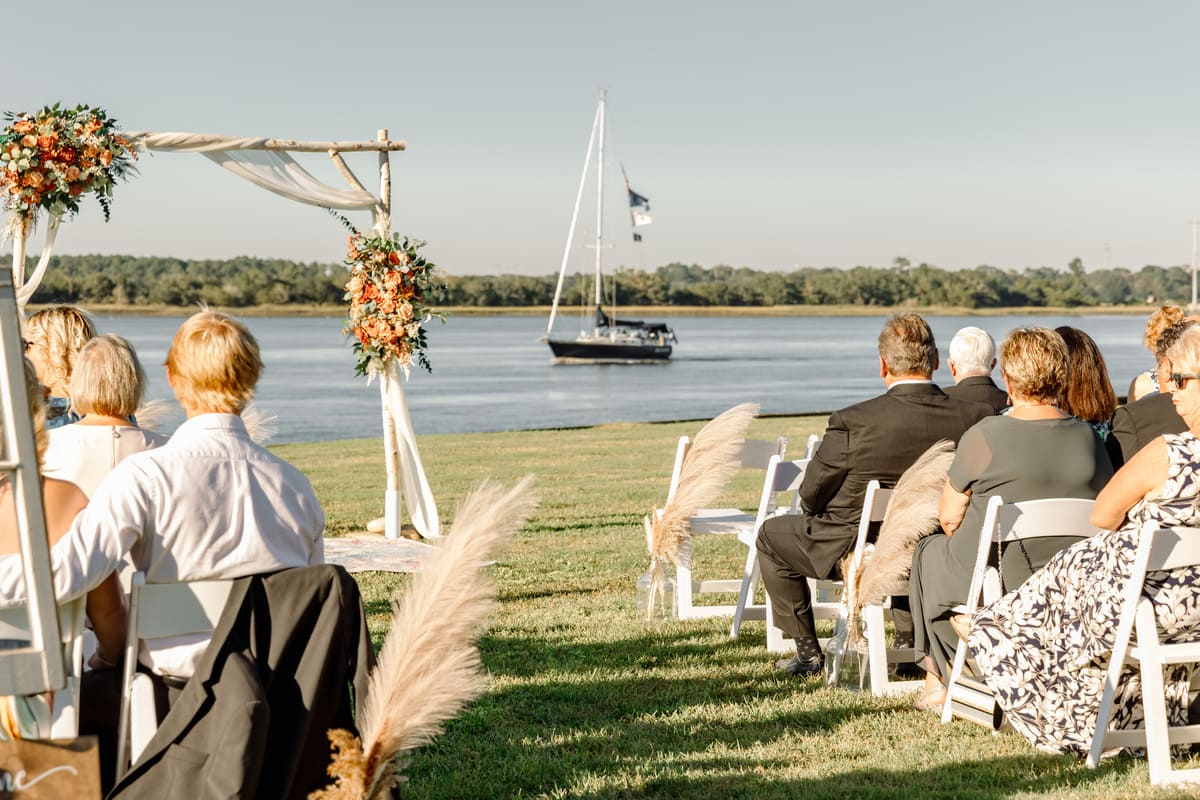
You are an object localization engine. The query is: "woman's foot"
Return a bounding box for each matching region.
[950,613,971,641]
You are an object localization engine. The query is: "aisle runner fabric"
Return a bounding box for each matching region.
[323,534,434,574]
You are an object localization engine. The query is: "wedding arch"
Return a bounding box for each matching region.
[4,111,439,541]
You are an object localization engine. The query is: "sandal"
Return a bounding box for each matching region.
[912,687,945,713]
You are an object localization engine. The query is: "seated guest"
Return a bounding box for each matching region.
[909,327,1113,711]
[23,305,97,429]
[1128,305,1184,403]
[757,313,992,675]
[1055,326,1118,442]
[0,310,324,682]
[967,325,1200,755]
[1108,319,1194,468]
[942,326,1009,413]
[0,358,126,670]
[42,334,167,497]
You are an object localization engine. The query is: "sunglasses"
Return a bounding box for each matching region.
[1169,372,1200,389]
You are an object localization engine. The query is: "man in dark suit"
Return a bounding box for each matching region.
[1108,318,1195,467]
[942,326,1009,414]
[757,314,993,675]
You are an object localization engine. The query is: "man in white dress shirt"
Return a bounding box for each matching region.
[26,310,325,680]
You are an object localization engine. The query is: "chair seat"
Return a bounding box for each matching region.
[689,508,755,536]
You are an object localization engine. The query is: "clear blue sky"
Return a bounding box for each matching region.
[7,1,1200,277]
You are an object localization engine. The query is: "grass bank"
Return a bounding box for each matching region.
[32,303,1157,319]
[274,418,1190,799]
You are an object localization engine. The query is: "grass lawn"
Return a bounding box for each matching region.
[274,417,1196,800]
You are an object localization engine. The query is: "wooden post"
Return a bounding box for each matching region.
[375,129,403,539]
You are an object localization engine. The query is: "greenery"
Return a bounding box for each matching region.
[28,254,1196,311]
[274,417,1198,799]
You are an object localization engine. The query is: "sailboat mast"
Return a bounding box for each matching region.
[594,90,606,321]
[546,98,602,336]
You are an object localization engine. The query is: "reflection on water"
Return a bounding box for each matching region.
[98,314,1151,444]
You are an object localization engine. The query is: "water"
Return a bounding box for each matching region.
[97,313,1152,444]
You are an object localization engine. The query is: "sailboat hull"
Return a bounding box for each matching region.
[547,337,672,363]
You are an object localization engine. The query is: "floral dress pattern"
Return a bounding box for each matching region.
[968,432,1200,756]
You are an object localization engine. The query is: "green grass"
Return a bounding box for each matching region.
[273,418,1196,800]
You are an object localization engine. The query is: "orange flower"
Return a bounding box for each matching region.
[387,251,400,266]
[99,150,113,166]
[12,120,33,134]
[68,183,84,197]
[20,135,37,148]
[65,166,81,182]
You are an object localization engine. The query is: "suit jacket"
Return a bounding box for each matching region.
[798,383,992,577]
[943,375,1009,414]
[110,565,380,800]
[1108,391,1187,468]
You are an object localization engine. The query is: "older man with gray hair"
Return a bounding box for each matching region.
[943,326,1009,413]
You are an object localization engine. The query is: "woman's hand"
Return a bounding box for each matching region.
[938,478,971,537]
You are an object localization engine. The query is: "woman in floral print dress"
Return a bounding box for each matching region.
[967,324,1200,756]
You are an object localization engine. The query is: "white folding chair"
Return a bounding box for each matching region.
[942,495,1100,726]
[0,596,86,738]
[824,480,925,694]
[664,434,788,620]
[1087,524,1200,785]
[729,455,811,638]
[116,572,235,778]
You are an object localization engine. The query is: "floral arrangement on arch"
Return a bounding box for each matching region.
[344,231,446,376]
[0,103,140,226]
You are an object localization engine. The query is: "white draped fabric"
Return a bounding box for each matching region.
[200,150,377,210]
[380,363,440,539]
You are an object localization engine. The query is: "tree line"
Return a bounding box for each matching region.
[28,254,1192,308]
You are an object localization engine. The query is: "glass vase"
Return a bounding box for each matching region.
[636,558,676,620]
[824,615,868,691]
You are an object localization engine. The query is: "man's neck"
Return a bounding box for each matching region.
[885,373,933,388]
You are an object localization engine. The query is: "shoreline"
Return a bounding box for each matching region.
[33,302,1159,318]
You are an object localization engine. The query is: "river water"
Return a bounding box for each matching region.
[97,313,1151,444]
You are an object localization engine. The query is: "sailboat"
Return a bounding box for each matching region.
[543,91,677,363]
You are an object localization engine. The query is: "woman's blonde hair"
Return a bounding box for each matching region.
[1055,326,1117,424]
[999,327,1068,404]
[24,305,97,399]
[165,311,262,414]
[69,334,147,419]
[1144,305,1185,352]
[3,359,49,465]
[1167,325,1200,377]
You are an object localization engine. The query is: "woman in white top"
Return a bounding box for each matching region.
[42,334,167,497]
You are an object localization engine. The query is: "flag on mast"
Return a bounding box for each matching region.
[622,164,651,242]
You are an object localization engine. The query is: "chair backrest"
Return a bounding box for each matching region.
[665,434,788,503]
[117,572,236,777]
[0,596,86,737]
[803,434,820,459]
[756,456,811,524]
[964,495,1101,611]
[849,480,894,574]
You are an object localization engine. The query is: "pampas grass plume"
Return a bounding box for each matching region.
[312,476,538,800]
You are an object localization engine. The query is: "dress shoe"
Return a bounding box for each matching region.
[774,654,824,676]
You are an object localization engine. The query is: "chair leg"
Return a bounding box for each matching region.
[1136,606,1173,784]
[676,559,695,620]
[864,605,891,696]
[730,548,760,638]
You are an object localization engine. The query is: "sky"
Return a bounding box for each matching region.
[7,1,1200,278]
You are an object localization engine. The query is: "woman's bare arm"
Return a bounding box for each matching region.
[85,572,127,669]
[938,478,971,537]
[1091,437,1168,530]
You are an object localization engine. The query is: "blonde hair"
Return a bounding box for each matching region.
[165,311,262,414]
[24,305,97,399]
[4,359,49,465]
[877,313,936,376]
[69,334,147,419]
[999,327,1068,404]
[1055,326,1117,424]
[1144,305,1185,352]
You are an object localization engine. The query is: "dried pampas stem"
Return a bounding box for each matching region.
[311,476,538,800]
[845,439,955,639]
[648,402,759,566]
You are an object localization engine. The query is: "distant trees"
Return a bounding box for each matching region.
[28,254,1195,310]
